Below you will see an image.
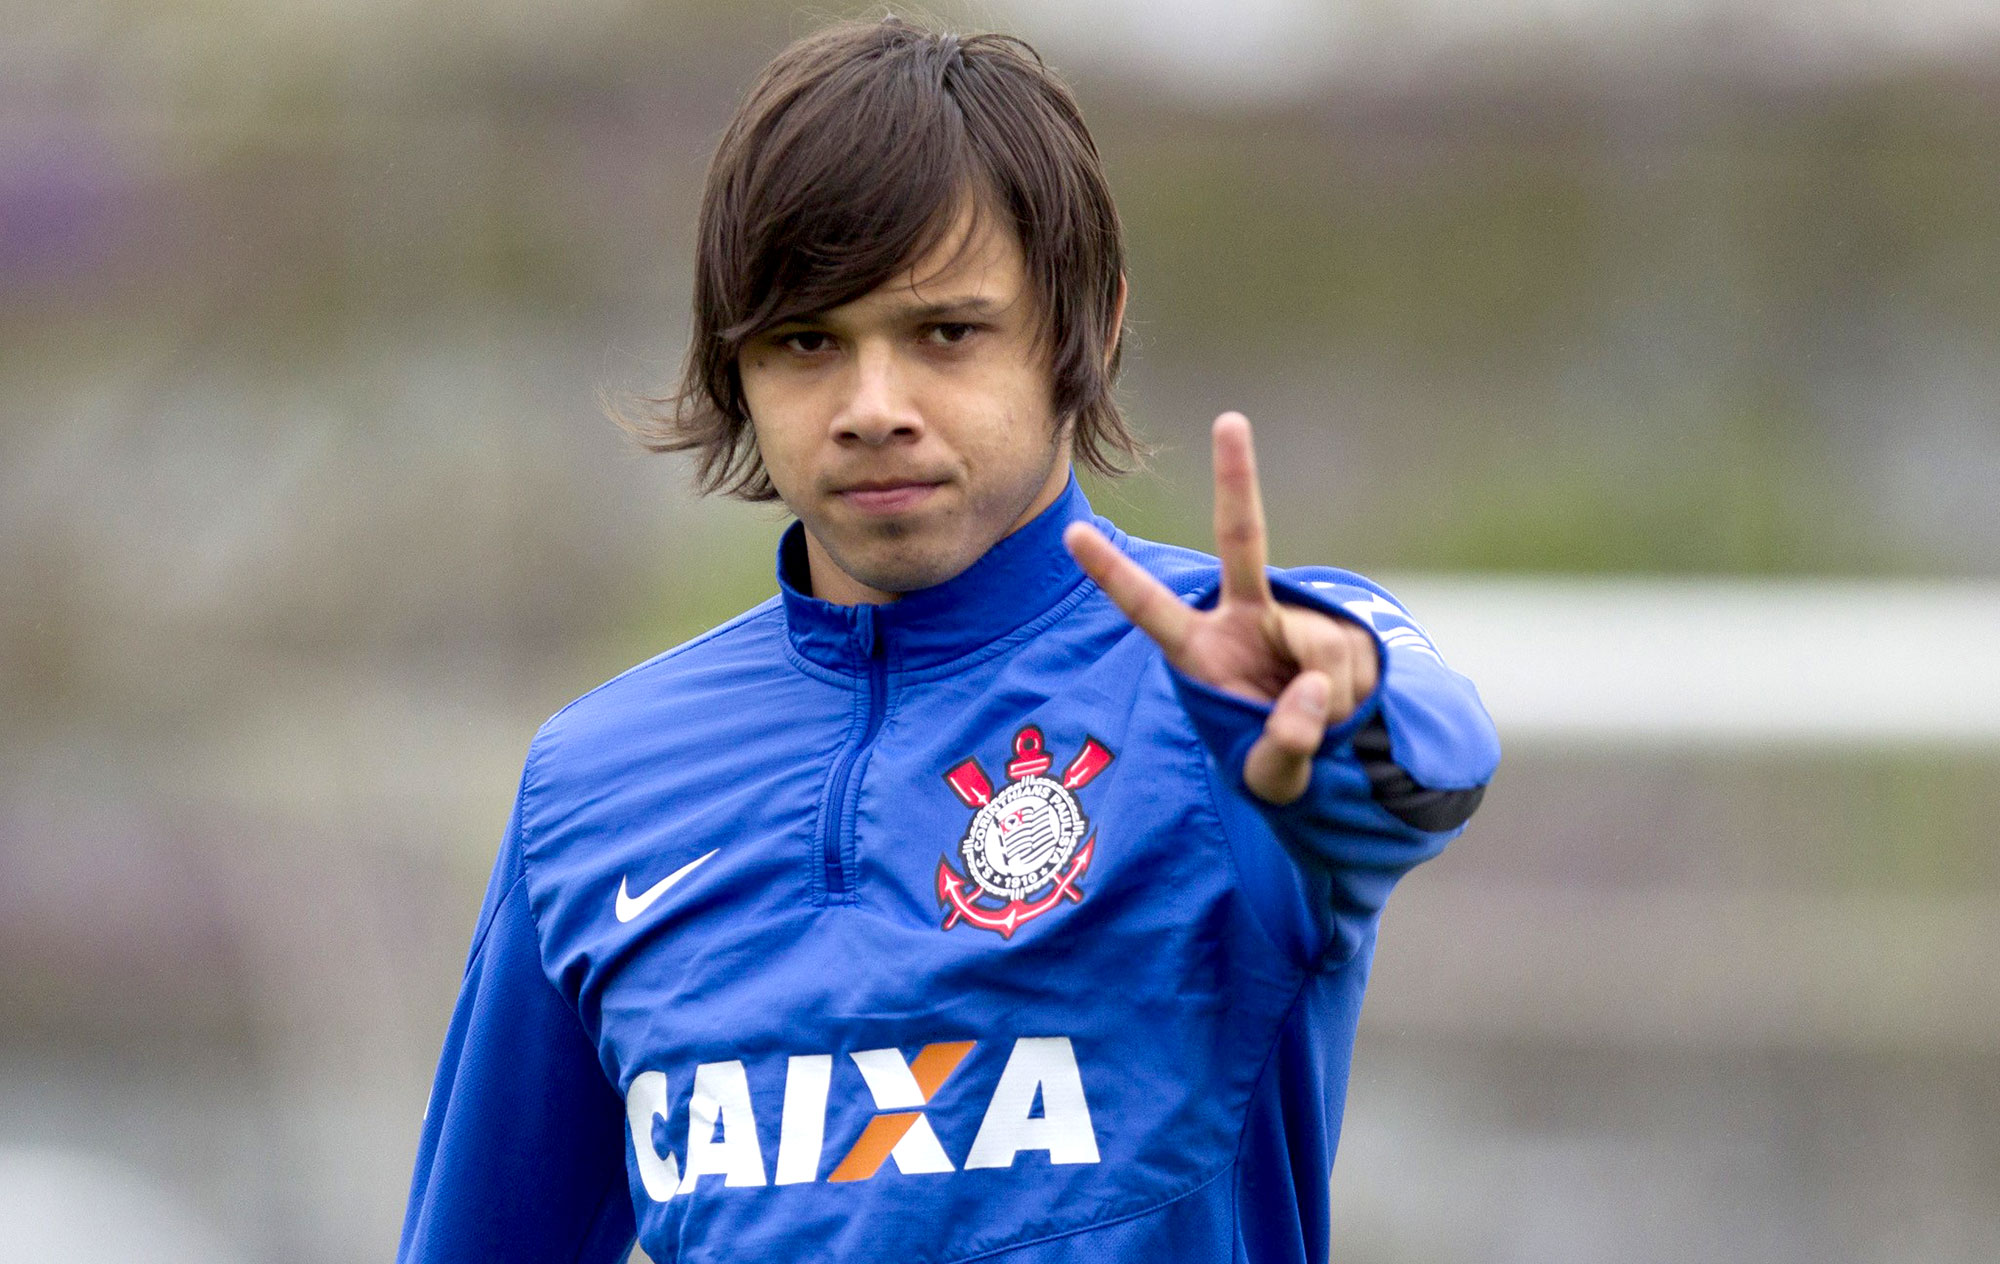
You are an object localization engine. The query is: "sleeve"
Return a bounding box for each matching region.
[398,798,637,1264]
[1170,569,1501,966]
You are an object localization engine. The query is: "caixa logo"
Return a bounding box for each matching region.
[624,1036,1098,1199]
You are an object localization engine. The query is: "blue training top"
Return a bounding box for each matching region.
[399,477,1500,1264]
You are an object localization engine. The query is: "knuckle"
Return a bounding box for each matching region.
[1285,613,1347,667]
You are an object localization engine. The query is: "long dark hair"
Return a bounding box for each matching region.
[621,16,1141,500]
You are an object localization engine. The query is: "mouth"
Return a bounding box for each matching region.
[833,478,947,515]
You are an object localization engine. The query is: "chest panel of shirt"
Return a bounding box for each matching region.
[544,615,1308,1263]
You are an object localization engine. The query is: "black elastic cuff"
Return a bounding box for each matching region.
[1351,716,1486,832]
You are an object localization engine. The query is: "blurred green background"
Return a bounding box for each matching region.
[2,2,1996,1261]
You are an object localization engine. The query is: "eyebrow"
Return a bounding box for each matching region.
[897,296,1008,321]
[782,295,1010,326]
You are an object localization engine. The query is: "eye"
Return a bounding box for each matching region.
[924,322,978,346]
[779,330,832,354]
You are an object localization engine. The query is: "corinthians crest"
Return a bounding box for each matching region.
[935,725,1114,939]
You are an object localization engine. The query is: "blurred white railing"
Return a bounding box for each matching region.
[1382,577,2000,746]
[1360,577,2000,1052]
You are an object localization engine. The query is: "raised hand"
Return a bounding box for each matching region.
[1063,413,1379,805]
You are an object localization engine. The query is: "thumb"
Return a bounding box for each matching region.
[1242,671,1331,805]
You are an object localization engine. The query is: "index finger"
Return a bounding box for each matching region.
[1064,521,1198,654]
[1212,412,1273,606]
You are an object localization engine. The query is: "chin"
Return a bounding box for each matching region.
[850,556,964,596]
[841,538,978,596]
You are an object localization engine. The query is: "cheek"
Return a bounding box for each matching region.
[741,376,811,474]
[749,420,809,498]
[960,378,1058,466]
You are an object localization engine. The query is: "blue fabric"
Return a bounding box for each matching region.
[399,477,1499,1263]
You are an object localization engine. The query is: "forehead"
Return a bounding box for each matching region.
[831,201,1029,317]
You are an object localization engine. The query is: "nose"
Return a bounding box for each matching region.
[830,340,924,447]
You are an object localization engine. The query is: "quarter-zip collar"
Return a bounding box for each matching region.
[777,474,1096,674]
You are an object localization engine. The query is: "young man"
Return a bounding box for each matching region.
[400,18,1497,1264]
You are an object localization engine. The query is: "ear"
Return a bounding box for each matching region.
[1104,274,1128,371]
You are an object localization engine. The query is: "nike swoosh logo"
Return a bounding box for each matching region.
[615,849,720,924]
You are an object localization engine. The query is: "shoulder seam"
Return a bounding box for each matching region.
[512,738,576,1013]
[543,598,781,731]
[461,869,525,975]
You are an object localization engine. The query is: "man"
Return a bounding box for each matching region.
[400,17,1497,1264]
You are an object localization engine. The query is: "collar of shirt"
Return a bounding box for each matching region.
[776,473,1097,674]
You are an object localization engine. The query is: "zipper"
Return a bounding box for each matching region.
[819,606,888,902]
